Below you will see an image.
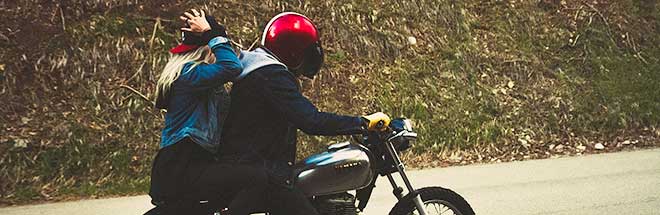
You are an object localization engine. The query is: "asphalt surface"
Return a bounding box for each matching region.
[1,148,658,215]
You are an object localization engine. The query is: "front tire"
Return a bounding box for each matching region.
[389,187,474,215]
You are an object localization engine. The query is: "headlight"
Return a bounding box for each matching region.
[390,118,414,132]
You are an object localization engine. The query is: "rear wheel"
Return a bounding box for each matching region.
[389,187,474,215]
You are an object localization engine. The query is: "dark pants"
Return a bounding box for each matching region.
[266,186,320,215]
[213,157,320,215]
[149,138,268,215]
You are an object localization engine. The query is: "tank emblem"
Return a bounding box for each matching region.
[334,162,360,170]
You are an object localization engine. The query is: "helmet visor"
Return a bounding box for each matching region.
[297,42,324,79]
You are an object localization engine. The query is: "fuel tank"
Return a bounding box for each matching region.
[294,142,374,196]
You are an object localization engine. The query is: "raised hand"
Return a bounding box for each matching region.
[179,9,211,34]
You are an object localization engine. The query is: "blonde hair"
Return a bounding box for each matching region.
[155,46,214,100]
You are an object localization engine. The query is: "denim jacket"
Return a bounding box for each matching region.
[158,37,242,153]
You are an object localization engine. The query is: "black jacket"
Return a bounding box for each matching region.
[220,64,365,185]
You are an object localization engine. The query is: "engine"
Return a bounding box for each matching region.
[312,192,358,215]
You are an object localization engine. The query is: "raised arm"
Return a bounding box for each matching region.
[179,38,242,88]
[177,11,242,90]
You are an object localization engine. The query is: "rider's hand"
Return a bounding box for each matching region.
[180,9,211,34]
[362,112,391,131]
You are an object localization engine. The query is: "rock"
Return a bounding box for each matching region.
[519,138,530,148]
[594,143,605,150]
[555,144,564,150]
[622,140,631,145]
[21,117,31,124]
[14,139,28,148]
[577,145,587,151]
[407,36,417,45]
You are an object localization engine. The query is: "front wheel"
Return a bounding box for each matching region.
[389,187,475,215]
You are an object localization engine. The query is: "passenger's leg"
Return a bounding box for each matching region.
[149,139,198,215]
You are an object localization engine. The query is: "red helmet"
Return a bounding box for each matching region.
[262,12,324,78]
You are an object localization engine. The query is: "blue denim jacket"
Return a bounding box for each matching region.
[159,37,242,152]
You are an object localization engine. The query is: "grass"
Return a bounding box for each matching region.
[1,0,659,205]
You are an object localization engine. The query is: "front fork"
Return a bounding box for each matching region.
[384,141,428,215]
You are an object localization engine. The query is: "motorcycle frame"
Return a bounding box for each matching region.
[357,130,428,215]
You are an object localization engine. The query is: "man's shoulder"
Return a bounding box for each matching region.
[237,48,287,80]
[244,64,294,82]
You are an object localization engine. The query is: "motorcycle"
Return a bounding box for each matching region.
[294,118,475,215]
[145,118,475,215]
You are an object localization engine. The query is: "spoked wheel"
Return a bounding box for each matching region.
[412,199,462,215]
[389,187,475,215]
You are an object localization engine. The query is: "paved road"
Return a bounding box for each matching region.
[2,148,659,215]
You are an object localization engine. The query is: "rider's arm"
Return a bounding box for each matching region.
[178,37,242,90]
[260,67,366,135]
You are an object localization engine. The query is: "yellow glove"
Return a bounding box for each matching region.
[362,112,391,131]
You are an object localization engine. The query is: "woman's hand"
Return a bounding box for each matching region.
[179,9,211,34]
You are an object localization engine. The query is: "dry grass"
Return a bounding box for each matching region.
[0,0,659,204]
